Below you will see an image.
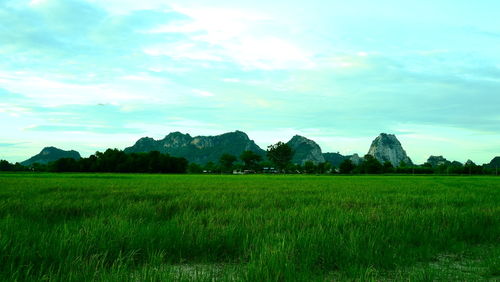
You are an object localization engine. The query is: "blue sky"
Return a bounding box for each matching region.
[1,0,499,164]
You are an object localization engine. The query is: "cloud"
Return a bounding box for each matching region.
[26,125,143,134]
[0,1,191,76]
[192,90,215,97]
[1,0,500,164]
[142,5,315,70]
[0,142,29,147]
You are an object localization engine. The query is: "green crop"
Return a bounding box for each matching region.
[0,174,498,281]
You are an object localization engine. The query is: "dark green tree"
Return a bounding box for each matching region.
[0,160,12,171]
[188,163,203,174]
[50,158,79,172]
[204,161,217,173]
[32,163,48,172]
[317,162,331,174]
[303,161,316,174]
[49,149,187,174]
[360,155,383,174]
[267,142,294,172]
[240,150,262,170]
[219,153,237,173]
[464,160,482,175]
[339,159,356,174]
[382,161,394,173]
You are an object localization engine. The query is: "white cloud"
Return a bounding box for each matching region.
[143,5,315,70]
[0,103,32,115]
[28,0,47,7]
[221,78,241,83]
[222,36,314,70]
[192,89,214,97]
[144,44,224,62]
[0,72,182,106]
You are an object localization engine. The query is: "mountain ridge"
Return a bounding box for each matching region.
[18,131,497,167]
[286,135,325,165]
[21,147,81,166]
[124,130,265,164]
[367,133,413,167]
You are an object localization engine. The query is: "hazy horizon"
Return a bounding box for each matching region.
[1,0,499,164]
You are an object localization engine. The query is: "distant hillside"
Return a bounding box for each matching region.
[124,131,265,164]
[123,131,418,167]
[426,156,450,167]
[21,147,81,166]
[286,135,325,165]
[323,152,346,167]
[368,133,413,166]
[489,157,500,168]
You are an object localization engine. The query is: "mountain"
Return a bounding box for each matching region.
[465,159,476,166]
[489,157,500,168]
[124,131,265,164]
[21,147,81,166]
[348,154,362,165]
[426,155,450,167]
[367,133,413,167]
[323,152,346,167]
[286,135,325,165]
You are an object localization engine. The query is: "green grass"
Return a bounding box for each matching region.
[0,173,499,281]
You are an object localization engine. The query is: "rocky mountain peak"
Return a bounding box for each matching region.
[21,147,81,166]
[349,154,362,165]
[288,135,315,146]
[465,159,476,166]
[489,157,500,167]
[124,130,265,164]
[136,137,155,144]
[234,130,249,137]
[220,130,250,140]
[426,155,450,167]
[286,135,325,165]
[323,152,346,167]
[164,131,191,139]
[40,146,59,155]
[368,133,413,167]
[161,132,193,148]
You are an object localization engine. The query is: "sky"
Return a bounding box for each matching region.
[1,0,499,164]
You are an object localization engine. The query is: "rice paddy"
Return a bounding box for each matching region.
[0,173,499,281]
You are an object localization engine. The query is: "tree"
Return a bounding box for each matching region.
[188,163,203,174]
[219,153,237,173]
[204,161,217,173]
[303,161,316,174]
[50,158,79,172]
[339,159,356,174]
[317,162,331,174]
[267,142,293,172]
[240,150,262,170]
[0,160,28,172]
[382,161,394,173]
[359,155,383,174]
[0,160,13,171]
[32,162,48,172]
[464,160,482,175]
[46,149,187,174]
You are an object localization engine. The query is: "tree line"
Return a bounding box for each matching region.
[1,142,498,175]
[192,142,498,175]
[1,149,188,173]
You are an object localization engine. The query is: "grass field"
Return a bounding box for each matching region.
[0,174,499,281]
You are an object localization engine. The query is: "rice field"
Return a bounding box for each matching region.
[0,173,499,281]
